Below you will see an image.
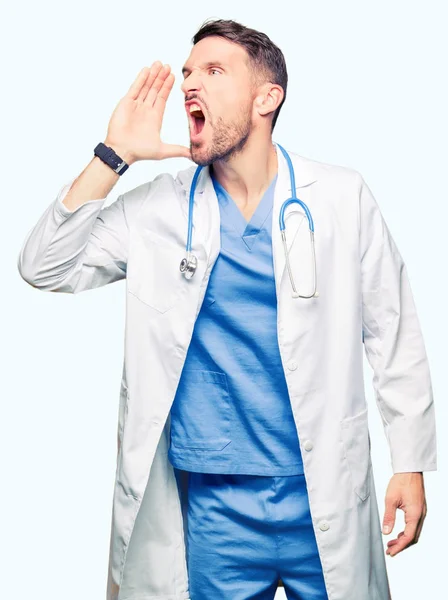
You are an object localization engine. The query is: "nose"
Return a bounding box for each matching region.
[181,69,203,95]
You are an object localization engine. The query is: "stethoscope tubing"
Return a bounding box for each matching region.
[180,143,318,298]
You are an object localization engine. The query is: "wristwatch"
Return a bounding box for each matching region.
[94,142,130,176]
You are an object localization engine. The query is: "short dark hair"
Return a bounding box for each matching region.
[191,18,288,132]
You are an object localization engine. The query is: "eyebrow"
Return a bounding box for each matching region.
[181,61,227,77]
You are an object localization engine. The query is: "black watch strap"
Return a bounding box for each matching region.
[94,142,130,175]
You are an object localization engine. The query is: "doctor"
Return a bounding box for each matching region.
[18,17,436,600]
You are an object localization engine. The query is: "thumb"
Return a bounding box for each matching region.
[383,504,396,535]
[160,143,192,160]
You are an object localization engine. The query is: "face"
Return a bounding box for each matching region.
[181,36,260,166]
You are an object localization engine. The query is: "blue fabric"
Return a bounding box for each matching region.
[168,171,304,475]
[184,470,328,600]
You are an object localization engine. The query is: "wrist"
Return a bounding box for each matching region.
[103,141,136,166]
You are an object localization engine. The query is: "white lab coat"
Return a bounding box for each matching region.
[17,142,437,600]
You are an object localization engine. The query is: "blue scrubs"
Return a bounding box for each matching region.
[170,169,328,599]
[185,472,328,600]
[169,171,304,475]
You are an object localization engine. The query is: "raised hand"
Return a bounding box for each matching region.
[105,61,191,163]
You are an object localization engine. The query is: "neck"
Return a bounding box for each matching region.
[210,135,278,207]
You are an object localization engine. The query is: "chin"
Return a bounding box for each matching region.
[190,145,211,167]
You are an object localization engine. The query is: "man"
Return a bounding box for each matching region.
[18,17,436,600]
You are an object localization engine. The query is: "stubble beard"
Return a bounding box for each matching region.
[191,109,252,167]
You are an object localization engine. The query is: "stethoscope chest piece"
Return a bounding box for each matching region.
[180,253,198,279]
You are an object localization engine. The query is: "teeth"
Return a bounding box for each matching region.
[188,104,205,119]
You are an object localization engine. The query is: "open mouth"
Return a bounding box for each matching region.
[189,107,206,137]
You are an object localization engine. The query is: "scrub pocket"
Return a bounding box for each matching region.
[170,369,232,451]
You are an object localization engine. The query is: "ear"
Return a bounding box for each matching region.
[255,83,284,119]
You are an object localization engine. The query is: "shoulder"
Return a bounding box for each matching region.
[289,150,364,191]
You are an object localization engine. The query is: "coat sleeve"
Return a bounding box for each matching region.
[358,173,437,474]
[17,177,147,294]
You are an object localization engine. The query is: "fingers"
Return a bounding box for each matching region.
[153,71,176,113]
[126,64,155,100]
[144,63,172,107]
[136,62,164,103]
[126,62,166,102]
[382,496,397,535]
[385,528,416,556]
[385,510,423,557]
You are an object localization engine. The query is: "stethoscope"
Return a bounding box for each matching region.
[180,143,318,299]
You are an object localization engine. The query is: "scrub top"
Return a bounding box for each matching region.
[168,167,304,475]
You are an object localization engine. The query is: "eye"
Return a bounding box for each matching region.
[209,68,221,75]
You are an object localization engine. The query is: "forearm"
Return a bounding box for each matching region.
[62,142,135,212]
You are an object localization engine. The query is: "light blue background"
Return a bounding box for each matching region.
[4,1,446,599]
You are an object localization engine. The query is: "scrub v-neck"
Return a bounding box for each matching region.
[211,172,278,250]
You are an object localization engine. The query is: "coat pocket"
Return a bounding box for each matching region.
[127,228,185,313]
[170,369,232,451]
[340,407,372,501]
